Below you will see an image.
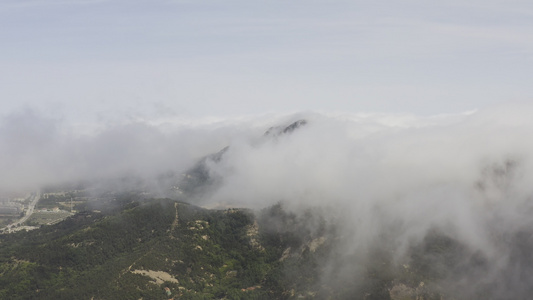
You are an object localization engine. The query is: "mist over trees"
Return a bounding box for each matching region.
[2,105,533,298]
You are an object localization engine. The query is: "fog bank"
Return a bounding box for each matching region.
[3,104,533,296]
[194,103,533,298]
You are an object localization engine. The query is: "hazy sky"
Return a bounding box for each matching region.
[2,0,532,124]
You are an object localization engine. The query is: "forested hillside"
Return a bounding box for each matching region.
[1,194,475,300]
[0,196,277,299]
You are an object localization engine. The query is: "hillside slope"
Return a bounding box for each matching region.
[0,197,282,299]
[1,195,472,300]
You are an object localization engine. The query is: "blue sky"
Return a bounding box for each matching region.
[1,0,532,124]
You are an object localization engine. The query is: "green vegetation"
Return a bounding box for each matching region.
[25,211,73,226]
[38,190,90,211]
[0,197,286,299]
[0,196,461,299]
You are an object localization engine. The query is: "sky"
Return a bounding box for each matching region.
[1,0,533,125]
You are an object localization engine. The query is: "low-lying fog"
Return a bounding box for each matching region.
[3,103,533,298]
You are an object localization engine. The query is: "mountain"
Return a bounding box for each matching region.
[173,119,308,201]
[0,193,464,300]
[2,119,532,299]
[264,119,308,137]
[0,196,334,299]
[0,196,272,299]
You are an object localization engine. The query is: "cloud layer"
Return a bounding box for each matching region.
[2,104,533,296]
[193,103,533,297]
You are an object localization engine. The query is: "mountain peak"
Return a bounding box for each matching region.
[264,119,307,137]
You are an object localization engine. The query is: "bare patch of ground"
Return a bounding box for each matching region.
[131,269,179,285]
